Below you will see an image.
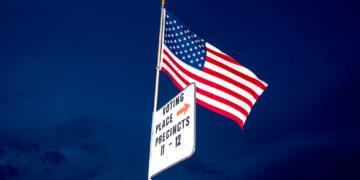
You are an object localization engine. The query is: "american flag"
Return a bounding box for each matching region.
[160,10,268,128]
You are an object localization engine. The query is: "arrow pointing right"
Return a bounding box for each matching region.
[177,103,190,116]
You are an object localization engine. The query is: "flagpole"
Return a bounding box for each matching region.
[149,1,165,179]
[153,0,166,113]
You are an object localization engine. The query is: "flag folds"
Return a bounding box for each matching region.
[160,10,268,128]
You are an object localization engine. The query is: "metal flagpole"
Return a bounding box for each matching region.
[149,1,165,179]
[153,0,166,113]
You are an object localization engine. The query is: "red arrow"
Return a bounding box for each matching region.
[177,103,190,116]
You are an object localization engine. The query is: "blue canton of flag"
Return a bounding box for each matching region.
[163,11,206,70]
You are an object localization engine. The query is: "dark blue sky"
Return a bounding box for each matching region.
[0,0,359,179]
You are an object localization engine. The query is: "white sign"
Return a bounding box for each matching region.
[148,83,196,179]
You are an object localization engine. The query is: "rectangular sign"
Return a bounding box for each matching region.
[148,83,196,179]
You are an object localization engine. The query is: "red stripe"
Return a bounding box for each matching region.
[163,59,249,117]
[196,88,249,117]
[197,99,244,129]
[206,47,241,66]
[203,66,259,100]
[163,64,246,129]
[163,60,190,87]
[163,49,254,108]
[206,56,267,90]
[162,67,185,91]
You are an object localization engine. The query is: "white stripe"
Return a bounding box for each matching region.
[161,63,186,88]
[162,53,252,113]
[206,43,268,87]
[196,93,247,123]
[205,43,223,54]
[207,51,257,80]
[204,61,264,95]
[163,46,257,104]
[162,62,248,124]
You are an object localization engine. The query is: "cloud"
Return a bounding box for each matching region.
[0,111,149,180]
[39,151,68,165]
[184,160,223,176]
[0,148,6,158]
[55,116,95,140]
[78,143,107,155]
[0,164,19,180]
[8,141,41,155]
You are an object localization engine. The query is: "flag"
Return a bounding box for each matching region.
[160,10,268,129]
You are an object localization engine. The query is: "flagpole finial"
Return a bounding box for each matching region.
[161,0,165,7]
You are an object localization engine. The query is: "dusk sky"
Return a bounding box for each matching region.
[0,0,359,179]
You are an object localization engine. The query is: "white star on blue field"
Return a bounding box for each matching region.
[164,11,207,70]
